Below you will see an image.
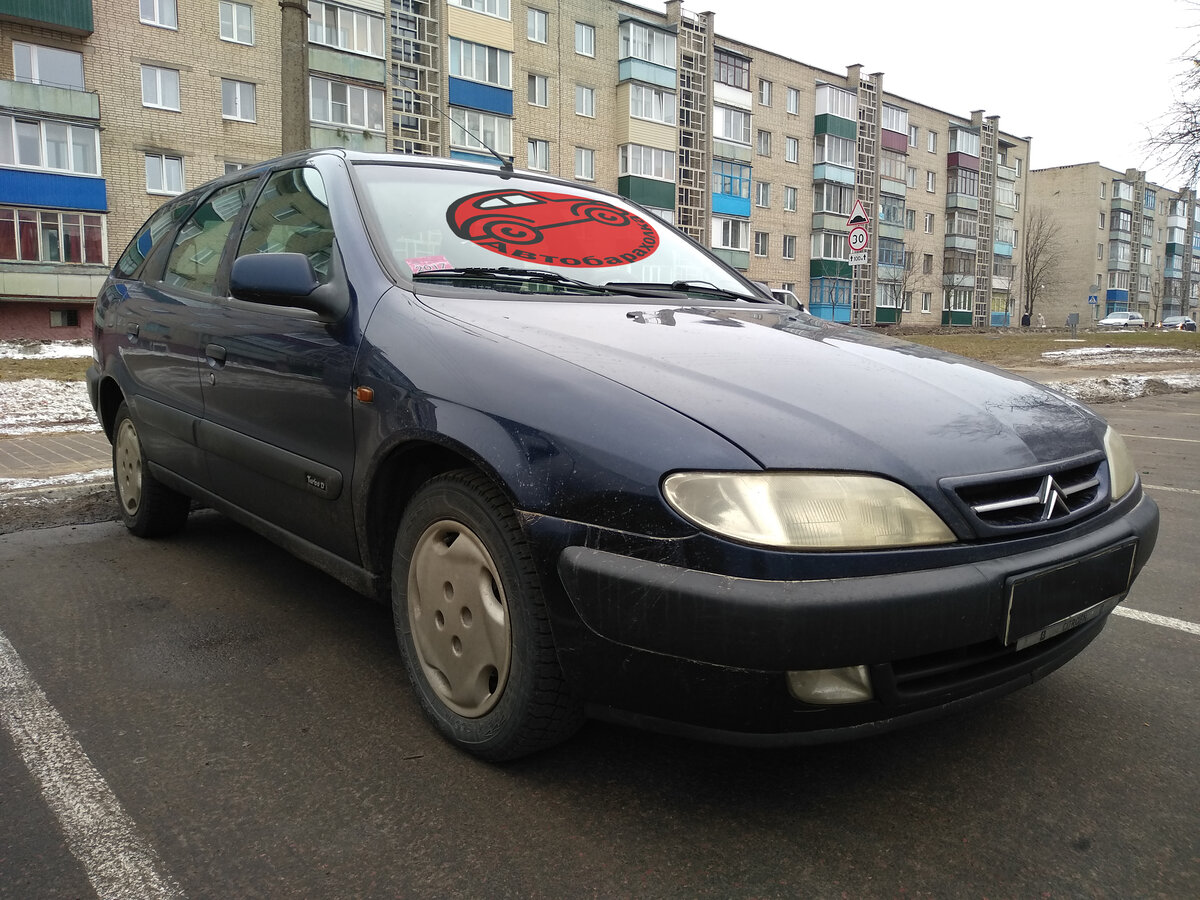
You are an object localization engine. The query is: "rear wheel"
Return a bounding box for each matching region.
[112,402,190,537]
[392,470,583,761]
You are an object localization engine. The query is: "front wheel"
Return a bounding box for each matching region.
[112,402,190,537]
[391,470,583,761]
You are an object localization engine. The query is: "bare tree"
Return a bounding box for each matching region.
[1020,206,1062,321]
[1147,4,1200,185]
[878,238,936,325]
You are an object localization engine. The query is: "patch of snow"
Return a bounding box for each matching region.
[1041,346,1200,366]
[0,340,92,360]
[0,379,100,436]
[1052,373,1200,404]
[0,468,110,494]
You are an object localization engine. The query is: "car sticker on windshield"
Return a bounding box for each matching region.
[446,190,659,268]
[406,255,454,274]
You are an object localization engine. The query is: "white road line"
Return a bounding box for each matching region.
[1113,606,1200,636]
[0,629,183,900]
[1123,434,1200,443]
[1143,484,1200,496]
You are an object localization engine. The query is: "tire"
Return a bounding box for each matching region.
[112,401,191,538]
[391,470,583,761]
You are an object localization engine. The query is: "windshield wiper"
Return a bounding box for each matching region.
[604,280,770,303]
[411,267,607,292]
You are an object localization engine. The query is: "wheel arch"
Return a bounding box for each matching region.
[94,375,127,441]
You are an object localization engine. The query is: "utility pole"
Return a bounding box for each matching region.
[280,0,310,154]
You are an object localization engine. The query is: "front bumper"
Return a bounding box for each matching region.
[541,491,1159,743]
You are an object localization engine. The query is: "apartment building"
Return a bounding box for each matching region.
[1028,162,1198,327]
[5,0,1166,343]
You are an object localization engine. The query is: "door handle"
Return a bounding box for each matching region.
[205,343,227,367]
[126,323,139,340]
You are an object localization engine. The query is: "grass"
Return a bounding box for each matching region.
[2,329,1197,383]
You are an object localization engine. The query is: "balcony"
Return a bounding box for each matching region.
[996,163,1018,181]
[0,78,99,120]
[0,0,92,34]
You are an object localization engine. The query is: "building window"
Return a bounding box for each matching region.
[908,124,918,147]
[527,139,548,171]
[140,65,180,111]
[922,253,933,274]
[310,77,385,131]
[714,216,750,251]
[814,133,855,168]
[927,130,937,153]
[787,87,800,115]
[948,128,980,157]
[754,231,768,257]
[221,79,256,121]
[309,2,384,57]
[145,153,183,195]
[575,23,595,57]
[783,186,797,212]
[881,104,908,135]
[619,21,675,66]
[0,115,99,175]
[948,168,979,197]
[924,212,935,234]
[218,1,254,44]
[527,8,548,43]
[619,144,674,181]
[224,161,246,174]
[714,105,751,144]
[878,237,905,267]
[1112,210,1132,233]
[755,181,770,208]
[12,42,84,91]
[921,292,932,313]
[449,38,512,88]
[714,50,750,90]
[528,74,548,107]
[629,84,673,125]
[1099,212,1106,230]
[785,136,799,163]
[0,208,104,264]
[756,130,772,157]
[50,309,80,327]
[814,83,855,119]
[758,79,772,106]
[905,208,915,231]
[811,231,848,261]
[449,107,512,155]
[1100,181,1106,200]
[575,147,594,181]
[712,160,750,199]
[448,0,510,18]
[814,182,854,216]
[926,171,936,192]
[879,149,907,183]
[575,85,595,117]
[879,194,905,227]
[782,234,796,260]
[140,0,177,29]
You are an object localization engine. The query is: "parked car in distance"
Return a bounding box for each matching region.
[1097,311,1147,327]
[1158,315,1197,332]
[771,288,805,311]
[88,150,1159,761]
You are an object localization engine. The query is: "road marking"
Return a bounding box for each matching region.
[0,628,183,900]
[1123,434,1200,444]
[1143,484,1200,496]
[1113,606,1200,636]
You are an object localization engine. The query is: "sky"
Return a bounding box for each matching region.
[671,0,1198,187]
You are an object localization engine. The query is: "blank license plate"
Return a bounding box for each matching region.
[1004,541,1138,650]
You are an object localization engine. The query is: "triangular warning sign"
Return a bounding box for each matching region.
[846,199,869,227]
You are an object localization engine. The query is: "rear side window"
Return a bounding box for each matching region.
[114,200,191,278]
[236,167,334,282]
[163,181,253,293]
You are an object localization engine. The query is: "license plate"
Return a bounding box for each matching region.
[1004,541,1138,650]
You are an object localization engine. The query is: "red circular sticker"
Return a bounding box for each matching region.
[446,189,659,268]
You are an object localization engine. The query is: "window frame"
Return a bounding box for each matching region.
[145,152,184,195]
[526,7,548,43]
[221,78,256,122]
[527,138,549,172]
[574,146,594,181]
[574,22,595,57]
[140,64,180,111]
[140,0,178,29]
[527,74,548,107]
[575,85,595,118]
[218,0,254,45]
[12,42,84,91]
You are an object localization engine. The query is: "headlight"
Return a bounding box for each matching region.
[1104,425,1137,500]
[662,472,956,550]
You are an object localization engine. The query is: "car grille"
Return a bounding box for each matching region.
[942,453,1108,538]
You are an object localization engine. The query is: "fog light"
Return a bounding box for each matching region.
[787,666,874,705]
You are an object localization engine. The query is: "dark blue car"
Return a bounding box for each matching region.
[89,150,1158,760]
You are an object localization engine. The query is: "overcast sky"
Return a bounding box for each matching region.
[672,0,1197,187]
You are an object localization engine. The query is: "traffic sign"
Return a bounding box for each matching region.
[849,250,869,266]
[1088,295,1098,305]
[846,199,869,227]
[848,224,869,253]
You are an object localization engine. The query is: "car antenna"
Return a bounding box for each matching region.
[432,101,514,174]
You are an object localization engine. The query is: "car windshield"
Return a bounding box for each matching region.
[353,163,753,297]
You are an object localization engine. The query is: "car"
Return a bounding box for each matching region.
[1097,311,1147,327]
[771,288,805,311]
[1158,315,1197,332]
[88,150,1159,761]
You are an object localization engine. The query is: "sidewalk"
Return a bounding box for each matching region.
[0,431,111,487]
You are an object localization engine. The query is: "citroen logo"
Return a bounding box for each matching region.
[1038,475,1071,520]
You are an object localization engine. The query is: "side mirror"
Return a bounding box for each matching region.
[229,252,347,321]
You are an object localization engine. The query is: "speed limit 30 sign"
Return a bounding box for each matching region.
[848,224,869,252]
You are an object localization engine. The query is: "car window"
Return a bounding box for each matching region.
[236,167,334,283]
[163,181,254,294]
[114,199,193,278]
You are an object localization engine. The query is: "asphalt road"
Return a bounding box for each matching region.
[1,394,1197,899]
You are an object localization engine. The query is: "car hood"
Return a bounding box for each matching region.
[421,297,1103,481]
